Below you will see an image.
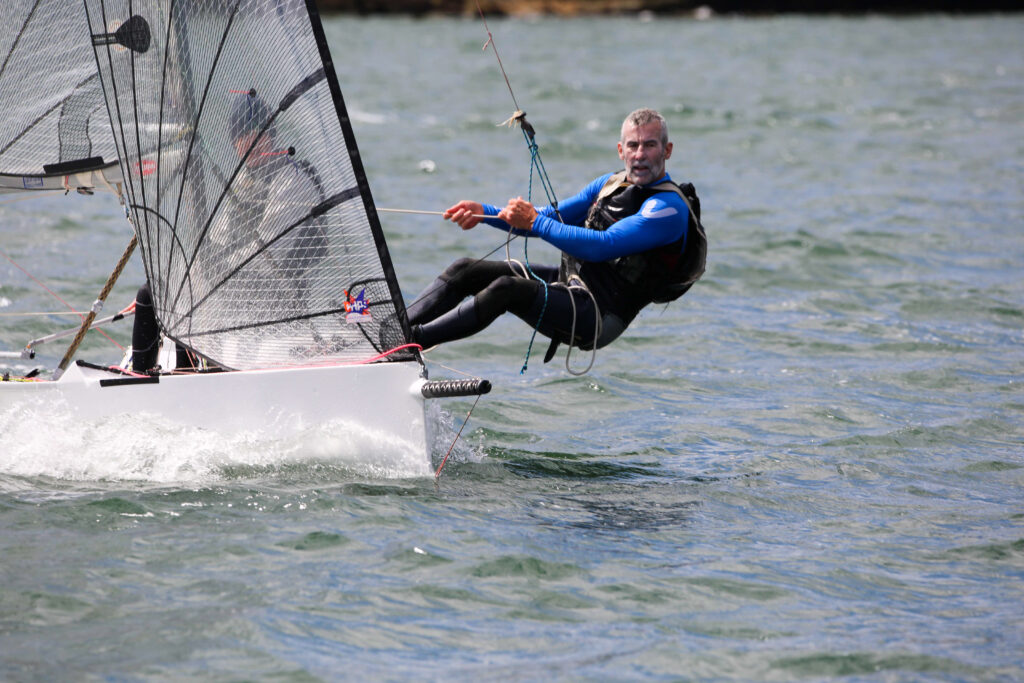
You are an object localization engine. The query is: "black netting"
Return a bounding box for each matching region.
[83,0,413,369]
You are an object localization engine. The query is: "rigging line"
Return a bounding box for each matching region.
[472,2,567,373]
[0,191,66,204]
[24,305,135,350]
[514,138,560,374]
[517,235,548,375]
[514,143,550,374]
[473,6,562,217]
[161,0,209,323]
[563,279,600,376]
[181,281,391,338]
[474,0,519,113]
[408,229,526,324]
[129,202,191,332]
[363,199,529,324]
[92,0,145,313]
[0,244,127,362]
[184,299,359,337]
[0,312,86,317]
[0,246,81,319]
[378,208,489,219]
[525,131,560,214]
[127,3,152,290]
[434,392,483,480]
[423,358,480,379]
[351,343,422,365]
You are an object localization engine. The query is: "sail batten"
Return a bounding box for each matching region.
[82,0,415,370]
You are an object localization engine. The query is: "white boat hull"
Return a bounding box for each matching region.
[0,360,431,465]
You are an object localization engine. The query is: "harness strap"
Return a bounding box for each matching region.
[543,173,700,365]
[648,179,699,230]
[595,170,629,203]
[593,171,690,210]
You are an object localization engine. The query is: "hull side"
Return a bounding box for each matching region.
[0,361,430,464]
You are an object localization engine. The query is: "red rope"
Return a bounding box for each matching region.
[353,343,423,364]
[227,344,425,373]
[1,246,82,320]
[0,246,125,350]
[435,393,482,480]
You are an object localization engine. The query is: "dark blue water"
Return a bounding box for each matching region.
[2,14,1022,681]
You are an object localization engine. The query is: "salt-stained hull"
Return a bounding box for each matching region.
[0,361,431,462]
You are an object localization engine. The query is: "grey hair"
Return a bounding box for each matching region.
[621,108,668,146]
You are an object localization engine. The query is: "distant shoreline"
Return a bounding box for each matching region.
[316,0,1023,15]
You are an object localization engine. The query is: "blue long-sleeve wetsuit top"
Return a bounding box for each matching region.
[480,172,689,262]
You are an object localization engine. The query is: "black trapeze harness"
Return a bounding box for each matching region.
[542,170,707,363]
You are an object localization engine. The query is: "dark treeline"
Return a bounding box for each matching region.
[317,0,1023,14]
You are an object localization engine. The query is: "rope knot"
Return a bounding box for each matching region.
[498,110,536,140]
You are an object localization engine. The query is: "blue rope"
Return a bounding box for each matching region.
[519,133,552,375]
[519,238,548,375]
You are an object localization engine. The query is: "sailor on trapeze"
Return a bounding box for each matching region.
[406,108,707,359]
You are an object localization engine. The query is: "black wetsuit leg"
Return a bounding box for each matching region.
[406,258,521,327]
[409,259,602,349]
[132,283,160,372]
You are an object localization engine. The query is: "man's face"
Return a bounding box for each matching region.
[617,121,673,186]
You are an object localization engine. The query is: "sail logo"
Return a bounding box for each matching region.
[344,288,371,324]
[133,159,157,177]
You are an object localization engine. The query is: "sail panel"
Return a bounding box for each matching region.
[0,0,120,192]
[83,0,415,370]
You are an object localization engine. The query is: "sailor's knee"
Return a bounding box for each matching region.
[486,275,519,298]
[594,314,626,349]
[442,257,476,280]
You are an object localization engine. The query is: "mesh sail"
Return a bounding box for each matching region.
[0,0,120,193]
[83,0,415,370]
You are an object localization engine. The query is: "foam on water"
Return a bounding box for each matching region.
[0,399,433,483]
